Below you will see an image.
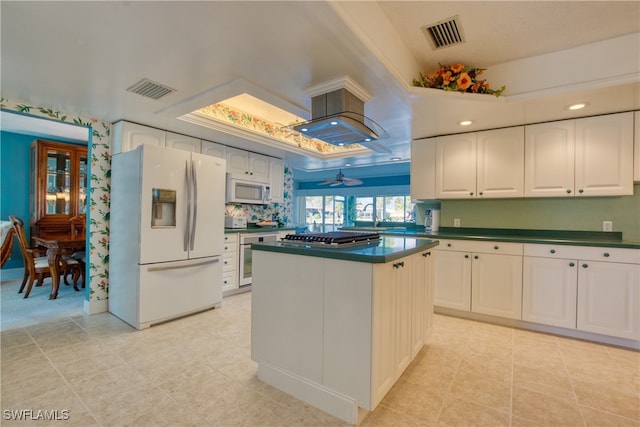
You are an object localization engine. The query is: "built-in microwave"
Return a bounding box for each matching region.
[226,175,271,204]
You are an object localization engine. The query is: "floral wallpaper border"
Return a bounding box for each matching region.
[1,98,111,305]
[196,103,372,156]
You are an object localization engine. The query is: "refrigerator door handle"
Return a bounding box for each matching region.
[190,159,198,251]
[184,160,192,252]
[147,258,219,272]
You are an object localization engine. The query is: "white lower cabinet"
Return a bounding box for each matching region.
[523,244,640,340]
[523,256,577,329]
[222,233,239,293]
[434,239,523,319]
[577,260,640,340]
[471,252,523,319]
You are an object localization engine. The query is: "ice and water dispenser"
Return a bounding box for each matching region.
[151,188,176,228]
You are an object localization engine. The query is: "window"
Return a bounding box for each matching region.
[301,194,414,231]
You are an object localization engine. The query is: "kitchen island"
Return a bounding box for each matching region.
[250,236,439,425]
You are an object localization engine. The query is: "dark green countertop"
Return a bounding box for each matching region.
[340,227,640,249]
[224,227,295,234]
[251,236,439,263]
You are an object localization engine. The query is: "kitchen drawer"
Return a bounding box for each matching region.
[436,239,523,256]
[224,233,238,244]
[524,244,640,264]
[223,251,237,271]
[223,270,238,290]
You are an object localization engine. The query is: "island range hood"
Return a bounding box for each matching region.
[291,88,389,152]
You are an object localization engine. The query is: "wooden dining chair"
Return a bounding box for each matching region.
[9,215,81,298]
[0,224,15,268]
[68,215,86,287]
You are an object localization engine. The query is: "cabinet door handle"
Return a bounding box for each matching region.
[393,261,405,269]
[603,253,610,258]
[470,192,474,196]
[566,189,572,194]
[422,251,431,257]
[464,254,469,259]
[582,263,588,268]
[550,249,556,254]
[578,189,584,194]
[447,243,452,247]
[569,262,575,267]
[479,192,483,196]
[474,255,479,259]
[494,246,499,250]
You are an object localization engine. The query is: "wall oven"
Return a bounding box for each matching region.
[239,233,278,287]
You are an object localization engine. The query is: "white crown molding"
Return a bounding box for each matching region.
[303,76,372,102]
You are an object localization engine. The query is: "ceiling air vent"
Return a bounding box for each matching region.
[421,15,465,50]
[126,78,176,100]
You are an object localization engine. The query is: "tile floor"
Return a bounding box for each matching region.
[1,291,638,426]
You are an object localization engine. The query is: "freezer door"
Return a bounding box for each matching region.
[138,257,222,328]
[189,152,226,259]
[140,146,191,264]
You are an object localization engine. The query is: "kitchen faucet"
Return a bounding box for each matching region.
[362,203,378,226]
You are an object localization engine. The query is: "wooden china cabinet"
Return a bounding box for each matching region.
[30,140,88,238]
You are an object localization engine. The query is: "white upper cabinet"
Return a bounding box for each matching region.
[165,132,201,153]
[269,158,285,203]
[112,121,165,154]
[476,127,524,198]
[201,140,226,159]
[434,127,524,199]
[525,112,634,197]
[435,133,477,198]
[575,112,634,196]
[410,139,436,200]
[524,120,575,197]
[226,147,270,182]
[635,111,640,182]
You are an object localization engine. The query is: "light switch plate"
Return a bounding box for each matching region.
[602,221,613,232]
[454,218,461,227]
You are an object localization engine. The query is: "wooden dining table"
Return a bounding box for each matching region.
[32,233,86,300]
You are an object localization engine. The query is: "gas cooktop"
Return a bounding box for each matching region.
[280,231,381,248]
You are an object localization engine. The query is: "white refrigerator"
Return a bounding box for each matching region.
[109,144,226,329]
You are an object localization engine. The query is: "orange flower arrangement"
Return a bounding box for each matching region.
[413,63,505,97]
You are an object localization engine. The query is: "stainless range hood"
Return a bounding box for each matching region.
[291,88,389,152]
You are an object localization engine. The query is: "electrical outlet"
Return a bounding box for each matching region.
[602,221,613,232]
[454,218,461,227]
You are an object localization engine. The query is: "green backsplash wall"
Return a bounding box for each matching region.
[418,184,640,241]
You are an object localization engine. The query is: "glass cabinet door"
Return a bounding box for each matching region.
[45,148,72,215]
[31,140,88,237]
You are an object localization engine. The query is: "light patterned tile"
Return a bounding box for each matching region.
[513,363,575,401]
[437,397,510,427]
[362,405,431,427]
[581,406,640,427]
[512,386,584,426]
[448,369,511,413]
[380,378,445,424]
[572,378,640,421]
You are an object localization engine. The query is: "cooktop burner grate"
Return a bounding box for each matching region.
[281,231,381,248]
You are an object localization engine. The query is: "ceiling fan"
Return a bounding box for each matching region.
[319,169,363,187]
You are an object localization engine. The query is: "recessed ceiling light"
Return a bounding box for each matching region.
[338,143,345,146]
[567,102,589,110]
[390,157,402,161]
[344,163,352,167]
[330,121,339,126]
[458,120,474,126]
[300,127,308,132]
[364,138,371,142]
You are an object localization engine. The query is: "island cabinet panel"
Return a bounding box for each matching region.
[251,253,325,383]
[323,260,375,409]
[635,111,640,182]
[251,243,436,424]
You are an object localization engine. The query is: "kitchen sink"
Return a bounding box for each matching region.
[339,226,407,232]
